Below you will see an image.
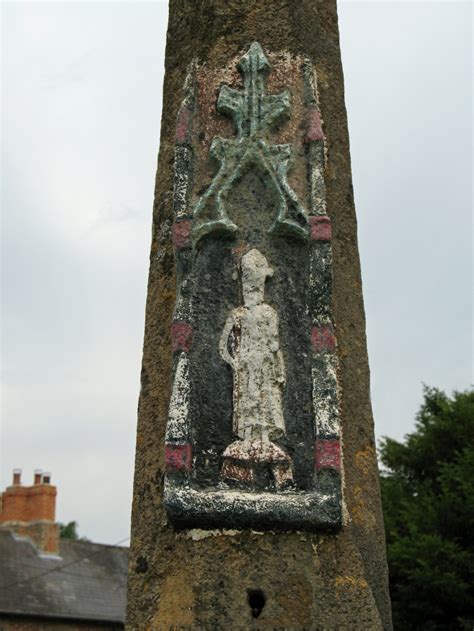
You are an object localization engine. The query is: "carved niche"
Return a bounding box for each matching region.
[164,42,342,530]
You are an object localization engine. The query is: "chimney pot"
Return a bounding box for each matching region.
[34,469,43,485]
[12,469,22,485]
[42,472,51,484]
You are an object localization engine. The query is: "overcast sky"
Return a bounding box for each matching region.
[1,1,472,545]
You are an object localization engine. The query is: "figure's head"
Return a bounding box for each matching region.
[241,249,273,307]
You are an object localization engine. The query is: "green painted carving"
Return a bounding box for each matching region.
[192,42,309,247]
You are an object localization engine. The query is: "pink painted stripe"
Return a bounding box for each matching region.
[309,215,332,241]
[311,324,336,352]
[315,439,341,472]
[171,321,193,353]
[165,444,192,472]
[176,106,191,143]
[172,220,192,249]
[305,108,325,142]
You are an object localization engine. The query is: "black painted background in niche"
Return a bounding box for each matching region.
[189,169,314,490]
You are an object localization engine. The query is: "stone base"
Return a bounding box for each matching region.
[164,471,342,531]
[220,438,294,489]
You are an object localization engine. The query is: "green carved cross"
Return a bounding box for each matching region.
[192,42,309,246]
[218,42,290,139]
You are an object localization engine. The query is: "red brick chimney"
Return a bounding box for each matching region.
[0,469,60,554]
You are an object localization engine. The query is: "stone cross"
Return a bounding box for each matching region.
[127,2,392,629]
[192,41,307,244]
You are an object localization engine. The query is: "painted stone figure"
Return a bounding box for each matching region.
[163,41,343,530]
[219,249,293,488]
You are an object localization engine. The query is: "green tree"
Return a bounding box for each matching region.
[380,386,474,630]
[58,520,89,541]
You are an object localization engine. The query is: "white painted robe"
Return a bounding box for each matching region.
[220,302,286,440]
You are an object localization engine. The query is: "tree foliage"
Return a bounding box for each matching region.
[380,386,474,630]
[58,520,89,541]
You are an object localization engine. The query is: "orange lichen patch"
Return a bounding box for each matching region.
[350,447,379,528]
[338,346,350,359]
[334,575,369,590]
[159,291,176,303]
[153,572,194,629]
[351,485,365,524]
[315,64,329,90]
[351,485,377,528]
[355,445,376,477]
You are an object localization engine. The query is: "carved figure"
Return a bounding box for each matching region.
[219,249,293,488]
[164,41,343,530]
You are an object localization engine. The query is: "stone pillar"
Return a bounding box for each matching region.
[127,2,392,629]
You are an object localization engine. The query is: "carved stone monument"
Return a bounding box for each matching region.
[127,2,392,629]
[164,41,342,530]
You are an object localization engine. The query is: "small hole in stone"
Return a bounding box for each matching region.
[247,589,266,619]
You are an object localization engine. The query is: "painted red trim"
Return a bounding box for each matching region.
[315,439,341,472]
[305,108,325,142]
[171,321,193,353]
[172,220,192,249]
[165,444,192,472]
[176,106,191,143]
[309,215,332,241]
[311,324,336,352]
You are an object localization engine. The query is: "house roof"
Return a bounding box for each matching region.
[0,529,128,623]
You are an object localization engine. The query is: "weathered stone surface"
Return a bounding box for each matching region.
[127,1,392,629]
